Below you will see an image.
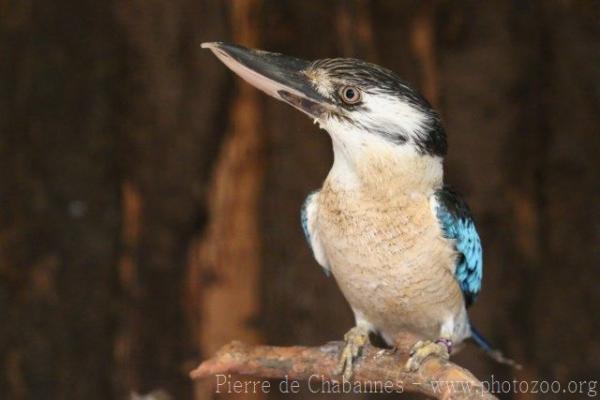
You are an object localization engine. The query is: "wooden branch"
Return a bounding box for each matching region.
[191,340,497,400]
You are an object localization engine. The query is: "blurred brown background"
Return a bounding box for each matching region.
[1,1,599,399]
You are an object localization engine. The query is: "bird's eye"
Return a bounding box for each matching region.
[339,86,362,104]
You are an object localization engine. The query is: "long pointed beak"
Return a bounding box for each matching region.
[202,42,332,118]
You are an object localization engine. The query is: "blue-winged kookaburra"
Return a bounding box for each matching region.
[202,42,516,378]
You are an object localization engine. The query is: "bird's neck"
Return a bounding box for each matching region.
[327,138,444,197]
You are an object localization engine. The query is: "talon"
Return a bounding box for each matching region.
[409,340,424,356]
[435,337,453,354]
[405,338,451,372]
[334,326,369,380]
[377,346,397,357]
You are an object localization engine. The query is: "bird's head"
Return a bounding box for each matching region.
[203,42,446,190]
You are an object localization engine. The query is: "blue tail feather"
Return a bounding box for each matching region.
[470,325,493,353]
[469,324,522,369]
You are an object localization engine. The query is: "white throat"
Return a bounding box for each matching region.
[322,119,444,195]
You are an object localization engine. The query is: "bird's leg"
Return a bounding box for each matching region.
[334,326,370,380]
[405,338,452,372]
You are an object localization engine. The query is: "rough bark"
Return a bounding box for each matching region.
[114,1,231,397]
[1,1,599,400]
[0,1,123,398]
[187,1,265,399]
[191,341,497,400]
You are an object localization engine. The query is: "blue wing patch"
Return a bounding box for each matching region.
[300,192,316,247]
[435,186,483,307]
[301,191,330,276]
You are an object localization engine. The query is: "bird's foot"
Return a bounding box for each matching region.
[334,326,369,380]
[405,338,452,372]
